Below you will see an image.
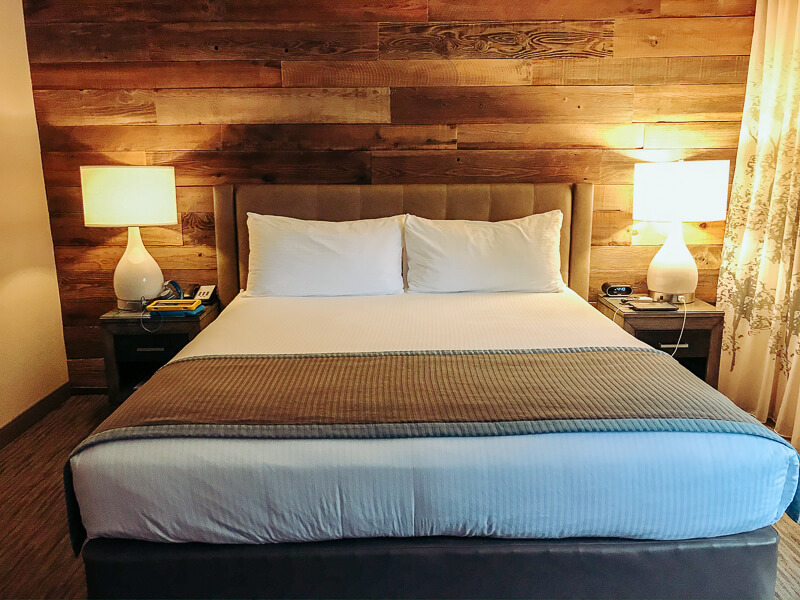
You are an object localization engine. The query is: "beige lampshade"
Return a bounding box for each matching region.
[633,160,729,223]
[80,166,177,227]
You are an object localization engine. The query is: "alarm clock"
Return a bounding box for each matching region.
[601,282,633,297]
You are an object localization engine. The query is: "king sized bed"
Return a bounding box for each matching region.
[66,183,800,599]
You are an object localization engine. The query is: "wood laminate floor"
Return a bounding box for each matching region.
[0,394,798,599]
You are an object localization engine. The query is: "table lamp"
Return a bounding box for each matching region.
[633,160,729,303]
[81,166,178,311]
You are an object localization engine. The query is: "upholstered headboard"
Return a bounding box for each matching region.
[213,183,593,307]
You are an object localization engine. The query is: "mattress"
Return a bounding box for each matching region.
[70,291,800,544]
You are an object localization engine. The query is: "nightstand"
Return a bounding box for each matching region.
[597,296,724,388]
[100,302,219,405]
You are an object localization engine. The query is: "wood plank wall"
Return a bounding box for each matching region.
[22,0,754,390]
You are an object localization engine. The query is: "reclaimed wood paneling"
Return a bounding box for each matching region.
[458,123,645,149]
[25,23,147,63]
[30,61,282,90]
[147,23,378,62]
[428,0,660,21]
[659,0,756,17]
[49,215,183,246]
[38,125,223,152]
[41,152,148,186]
[643,122,741,148]
[528,56,749,85]
[154,88,390,125]
[148,150,372,185]
[283,59,533,87]
[33,90,156,126]
[45,185,212,213]
[614,17,754,58]
[633,84,746,121]
[23,0,427,23]
[372,150,603,184]
[22,0,752,388]
[54,246,217,272]
[220,124,457,151]
[379,21,612,60]
[391,86,634,124]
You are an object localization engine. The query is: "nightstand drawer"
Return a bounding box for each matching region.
[115,335,186,363]
[636,329,711,358]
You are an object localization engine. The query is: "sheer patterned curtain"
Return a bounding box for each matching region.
[717,0,800,450]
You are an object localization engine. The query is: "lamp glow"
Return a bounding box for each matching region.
[633,160,729,302]
[81,166,177,310]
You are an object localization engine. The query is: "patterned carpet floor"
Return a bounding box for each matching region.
[0,394,798,599]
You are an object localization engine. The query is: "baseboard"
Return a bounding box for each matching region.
[0,382,71,451]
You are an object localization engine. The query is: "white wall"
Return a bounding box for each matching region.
[0,0,69,427]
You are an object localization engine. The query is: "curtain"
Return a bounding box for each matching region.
[717,0,800,450]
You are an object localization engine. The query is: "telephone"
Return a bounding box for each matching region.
[186,284,217,303]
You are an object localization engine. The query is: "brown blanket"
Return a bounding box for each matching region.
[89,348,757,441]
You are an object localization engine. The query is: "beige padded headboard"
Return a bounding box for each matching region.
[213,183,593,307]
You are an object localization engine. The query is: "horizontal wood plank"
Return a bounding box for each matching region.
[23,0,427,22]
[33,90,156,126]
[154,88,390,125]
[50,214,183,246]
[458,123,645,149]
[220,124,457,151]
[30,61,281,90]
[642,122,741,148]
[25,23,147,63]
[391,86,634,124]
[614,17,754,58]
[591,244,722,271]
[147,23,378,62]
[147,151,372,185]
[428,0,659,20]
[372,149,603,184]
[46,186,213,213]
[379,21,612,60]
[55,246,217,272]
[659,0,756,17]
[528,56,749,85]
[283,59,533,87]
[633,84,746,122]
[632,221,727,245]
[599,147,737,184]
[59,269,218,302]
[589,270,719,303]
[41,152,148,186]
[38,125,223,152]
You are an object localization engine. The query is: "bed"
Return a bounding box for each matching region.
[66,183,800,599]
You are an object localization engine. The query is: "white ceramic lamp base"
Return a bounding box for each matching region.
[647,221,698,303]
[114,226,164,310]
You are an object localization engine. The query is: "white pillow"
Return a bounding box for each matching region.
[246,213,404,297]
[404,212,565,294]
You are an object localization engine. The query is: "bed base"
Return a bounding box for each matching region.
[83,527,778,599]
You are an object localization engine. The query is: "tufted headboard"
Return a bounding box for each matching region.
[213,183,593,307]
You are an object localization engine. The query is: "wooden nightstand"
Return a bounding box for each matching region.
[100,302,219,405]
[597,295,724,388]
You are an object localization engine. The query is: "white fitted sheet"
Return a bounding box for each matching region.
[71,291,799,543]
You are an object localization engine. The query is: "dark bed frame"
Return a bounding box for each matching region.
[78,184,780,599]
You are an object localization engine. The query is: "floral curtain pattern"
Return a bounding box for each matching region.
[717,0,800,450]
